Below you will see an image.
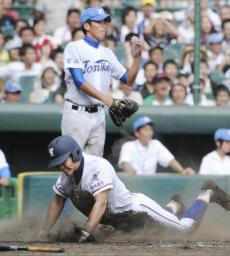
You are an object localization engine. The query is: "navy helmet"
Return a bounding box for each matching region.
[47,135,82,168]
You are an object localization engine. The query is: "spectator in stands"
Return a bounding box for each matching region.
[111,82,143,105]
[86,0,102,7]
[144,73,172,106]
[71,27,84,42]
[33,18,56,62]
[0,44,42,82]
[54,9,81,46]
[169,83,190,106]
[1,0,19,22]
[219,5,230,22]
[163,59,179,84]
[149,46,164,70]
[137,0,156,36]
[118,116,195,175]
[0,31,9,66]
[0,78,4,101]
[7,44,20,62]
[139,61,157,98]
[120,6,138,42]
[0,2,15,37]
[178,72,190,94]
[207,33,225,71]
[103,36,117,52]
[2,80,22,103]
[29,64,61,104]
[222,19,230,49]
[0,149,11,186]
[213,85,230,106]
[143,18,178,49]
[187,79,214,107]
[19,26,35,45]
[201,15,217,45]
[35,0,82,34]
[199,128,230,175]
[103,6,119,42]
[4,19,28,49]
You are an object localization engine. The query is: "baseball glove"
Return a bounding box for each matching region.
[109,98,139,127]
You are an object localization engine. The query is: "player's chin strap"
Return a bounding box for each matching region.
[73,157,84,185]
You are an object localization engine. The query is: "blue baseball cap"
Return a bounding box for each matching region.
[133,116,154,132]
[5,80,22,93]
[80,7,111,26]
[207,33,223,44]
[214,128,230,141]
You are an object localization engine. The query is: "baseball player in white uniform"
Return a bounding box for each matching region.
[62,6,143,156]
[41,135,230,242]
[199,128,230,175]
[118,116,195,175]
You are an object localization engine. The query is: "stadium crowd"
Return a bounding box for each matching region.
[0,0,229,106]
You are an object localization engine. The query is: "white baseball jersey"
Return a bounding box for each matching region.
[63,38,127,105]
[53,153,196,232]
[199,150,230,175]
[118,139,175,175]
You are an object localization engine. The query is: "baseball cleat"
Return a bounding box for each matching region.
[201,180,230,210]
[167,194,186,218]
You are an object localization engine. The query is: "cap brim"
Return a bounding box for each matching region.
[48,151,71,168]
[90,13,111,22]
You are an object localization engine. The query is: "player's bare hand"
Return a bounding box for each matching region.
[130,36,143,57]
[78,230,96,243]
[183,167,196,176]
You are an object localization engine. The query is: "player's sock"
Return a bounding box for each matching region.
[182,200,208,221]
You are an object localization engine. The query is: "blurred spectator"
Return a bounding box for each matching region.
[222,19,230,48]
[29,64,61,104]
[177,72,190,94]
[1,0,19,21]
[143,18,178,49]
[103,6,119,42]
[0,78,4,101]
[144,73,172,106]
[0,44,42,82]
[111,82,143,105]
[138,61,158,98]
[118,116,195,175]
[33,18,56,62]
[177,6,194,44]
[4,19,28,50]
[120,6,138,42]
[137,0,156,36]
[2,80,22,103]
[0,2,15,37]
[200,0,221,30]
[180,46,207,74]
[219,5,230,22]
[35,0,82,34]
[163,59,179,84]
[86,0,102,7]
[199,128,230,175]
[187,79,215,106]
[201,15,217,45]
[7,45,20,62]
[169,83,190,106]
[103,36,117,52]
[71,27,84,42]
[0,149,11,186]
[207,33,225,71]
[54,9,81,46]
[149,46,164,70]
[213,85,230,106]
[0,31,9,66]
[19,26,35,45]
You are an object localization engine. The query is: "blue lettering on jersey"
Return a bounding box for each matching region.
[83,59,112,74]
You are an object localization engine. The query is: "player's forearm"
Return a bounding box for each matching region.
[80,82,113,107]
[169,159,185,174]
[121,162,137,174]
[44,196,65,232]
[126,56,142,86]
[85,200,107,233]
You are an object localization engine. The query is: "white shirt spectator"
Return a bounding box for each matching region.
[118,139,174,175]
[199,150,230,175]
[0,62,42,82]
[54,26,71,46]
